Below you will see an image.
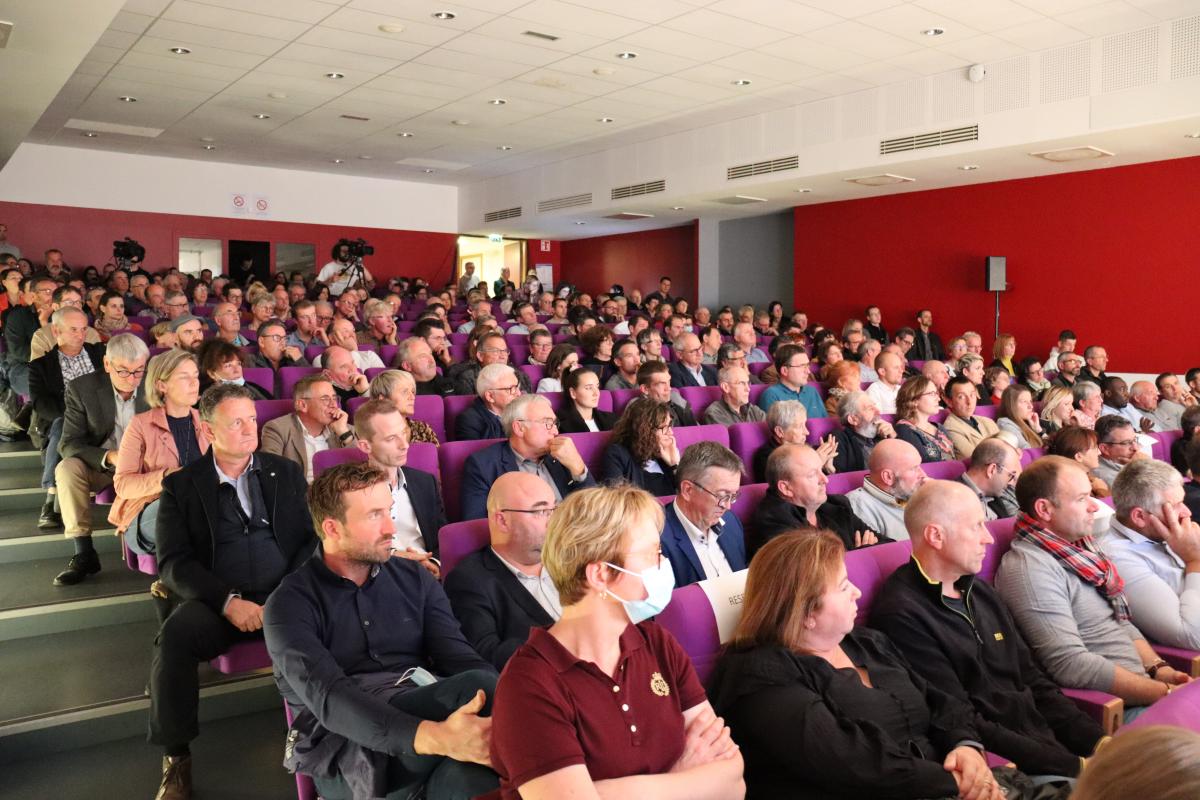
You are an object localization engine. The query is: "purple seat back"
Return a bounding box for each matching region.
[728,422,770,482]
[414,395,446,443]
[279,366,322,400]
[610,388,643,415]
[443,395,477,441]
[313,447,367,477]
[347,396,367,418]
[678,386,722,417]
[1020,447,1045,466]
[438,438,503,521]
[655,584,723,684]
[562,431,613,477]
[242,367,275,394]
[1152,430,1181,463]
[867,539,913,581]
[922,460,966,481]
[730,483,767,527]
[510,344,529,365]
[379,345,397,366]
[749,362,770,377]
[304,344,324,363]
[240,327,258,342]
[439,519,490,578]
[95,485,116,504]
[253,399,295,436]
[1122,679,1200,732]
[845,548,884,624]
[520,364,546,386]
[210,640,271,674]
[674,424,730,453]
[974,405,998,419]
[826,469,868,495]
[595,391,615,413]
[748,384,767,405]
[805,416,840,446]
[979,517,1017,582]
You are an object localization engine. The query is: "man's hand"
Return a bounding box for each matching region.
[395,548,440,578]
[944,746,1002,800]
[224,597,264,632]
[852,530,878,548]
[670,708,739,772]
[284,345,303,362]
[1146,501,1200,570]
[549,436,587,480]
[328,408,351,437]
[877,420,897,438]
[413,690,492,766]
[312,328,329,347]
[1140,416,1156,434]
[351,372,370,394]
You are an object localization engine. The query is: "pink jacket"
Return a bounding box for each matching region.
[108,407,210,533]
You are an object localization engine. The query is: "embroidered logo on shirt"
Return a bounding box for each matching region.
[993,632,1004,641]
[650,672,670,697]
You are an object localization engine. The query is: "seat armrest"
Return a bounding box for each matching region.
[1153,644,1200,678]
[1062,687,1123,735]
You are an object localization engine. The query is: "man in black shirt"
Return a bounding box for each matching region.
[1052,351,1083,389]
[911,309,945,361]
[870,480,1104,777]
[749,444,887,558]
[642,275,674,309]
[395,337,455,397]
[1078,345,1108,386]
[265,462,498,800]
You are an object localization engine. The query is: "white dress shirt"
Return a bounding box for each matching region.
[491,547,563,620]
[388,468,425,553]
[673,502,732,581]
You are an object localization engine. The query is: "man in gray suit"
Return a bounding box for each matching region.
[260,374,355,483]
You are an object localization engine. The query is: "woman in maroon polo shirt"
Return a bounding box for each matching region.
[490,485,745,799]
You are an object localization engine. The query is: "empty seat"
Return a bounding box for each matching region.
[439,518,490,577]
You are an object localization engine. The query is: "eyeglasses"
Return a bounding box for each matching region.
[519,417,558,430]
[259,333,285,343]
[617,546,665,568]
[480,347,509,355]
[998,466,1019,484]
[166,301,188,308]
[302,395,340,406]
[317,315,334,323]
[500,506,557,519]
[1104,439,1137,448]
[493,384,521,395]
[919,390,940,398]
[113,367,146,379]
[785,361,810,370]
[690,481,739,508]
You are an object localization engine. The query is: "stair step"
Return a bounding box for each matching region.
[0,504,115,541]
[0,555,153,613]
[0,592,155,642]
[0,487,49,510]
[0,448,43,470]
[0,528,121,563]
[0,465,48,491]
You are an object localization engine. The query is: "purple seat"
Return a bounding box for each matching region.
[1123,680,1200,732]
[562,431,613,477]
[282,703,319,800]
[974,405,998,419]
[730,483,767,528]
[908,360,926,370]
[439,519,490,578]
[438,438,503,521]
[921,460,966,481]
[979,517,1017,583]
[379,345,398,366]
[279,367,321,400]
[304,344,324,363]
[242,367,275,395]
[510,344,529,366]
[1020,447,1045,466]
[674,424,730,453]
[131,315,157,330]
[397,320,417,333]
[826,469,868,495]
[678,386,722,418]
[609,388,642,415]
[520,364,545,386]
[805,416,840,446]
[595,391,615,413]
[95,486,116,504]
[655,583,723,684]
[210,639,271,673]
[443,395,477,441]
[845,548,885,624]
[867,539,914,580]
[313,447,367,476]
[240,328,258,343]
[748,384,766,406]
[347,396,367,418]
[365,367,385,381]
[1153,644,1200,678]
[748,362,770,377]
[449,333,469,346]
[728,422,770,483]
[253,399,295,436]
[414,395,446,443]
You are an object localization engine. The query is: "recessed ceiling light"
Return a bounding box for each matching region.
[398,131,414,138]
[253,113,270,119]
[671,206,684,210]
[497,145,512,151]
[358,155,373,160]
[922,27,945,36]
[1029,145,1114,163]
[597,117,614,123]
[959,164,979,171]
[489,98,507,105]
[268,91,288,100]
[451,119,470,126]
[1186,132,1200,139]
[118,96,137,103]
[731,79,752,86]
[332,159,344,164]
[377,22,406,33]
[203,144,216,151]
[844,173,915,187]
[431,11,456,20]
[423,168,435,173]
[794,188,811,193]
[325,72,345,79]
[593,67,616,76]
[82,131,98,137]
[169,47,191,55]
[200,136,215,142]
[574,221,587,225]
[616,51,637,59]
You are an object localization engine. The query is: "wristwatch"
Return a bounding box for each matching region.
[337,430,354,443]
[1145,659,1169,678]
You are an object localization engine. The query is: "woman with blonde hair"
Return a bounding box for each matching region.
[1072,726,1200,800]
[490,484,745,799]
[996,384,1046,449]
[110,350,208,555]
[958,353,986,401]
[1038,386,1074,435]
[367,369,439,445]
[893,375,955,462]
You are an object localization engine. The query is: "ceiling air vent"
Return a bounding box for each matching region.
[537,193,592,213]
[880,124,978,155]
[339,114,371,122]
[611,179,665,200]
[483,206,522,223]
[726,155,799,180]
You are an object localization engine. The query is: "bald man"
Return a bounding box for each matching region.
[443,472,560,670]
[313,317,385,371]
[870,480,1104,778]
[321,344,370,403]
[866,350,905,414]
[845,439,927,540]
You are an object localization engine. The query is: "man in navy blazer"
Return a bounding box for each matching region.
[453,363,519,441]
[354,398,447,575]
[461,395,595,520]
[659,441,748,587]
[444,472,560,670]
[668,332,719,388]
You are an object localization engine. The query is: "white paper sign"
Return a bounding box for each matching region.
[698,569,749,644]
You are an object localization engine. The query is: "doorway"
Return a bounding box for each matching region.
[456,236,524,295]
[228,240,271,285]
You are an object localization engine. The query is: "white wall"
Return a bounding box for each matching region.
[0,143,459,232]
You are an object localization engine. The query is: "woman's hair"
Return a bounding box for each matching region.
[814,339,841,365]
[544,343,578,381]
[983,365,1010,396]
[197,339,243,378]
[1072,380,1101,409]
[767,399,807,444]
[368,368,414,400]
[731,530,845,652]
[823,359,860,392]
[579,324,614,357]
[610,398,671,465]
[1047,425,1098,460]
[998,385,1042,447]
[562,365,599,398]
[767,301,783,321]
[1072,726,1200,800]
[957,353,984,374]
[145,349,197,409]
[542,484,665,606]
[895,375,934,421]
[992,333,1015,360]
[1039,386,1072,423]
[307,282,330,301]
[1015,356,1042,385]
[1182,404,1200,440]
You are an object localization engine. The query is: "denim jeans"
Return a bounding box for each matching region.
[123,498,160,556]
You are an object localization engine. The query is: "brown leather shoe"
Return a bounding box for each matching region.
[155,755,192,800]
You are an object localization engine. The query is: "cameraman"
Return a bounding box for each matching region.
[318,241,374,296]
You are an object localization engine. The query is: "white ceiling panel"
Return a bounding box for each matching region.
[122,0,172,14]
[106,63,234,93]
[296,27,434,62]
[619,26,743,60]
[129,36,269,69]
[797,0,908,17]
[108,11,155,35]
[412,47,537,79]
[77,58,118,78]
[661,9,794,47]
[1125,0,1200,19]
[348,0,502,28]
[319,7,472,46]
[913,0,1045,32]
[185,0,340,24]
[543,55,662,86]
[839,59,923,84]
[580,40,702,73]
[365,75,477,100]
[856,4,983,45]
[119,51,250,81]
[886,48,971,74]
[387,61,499,89]
[935,33,1030,62]
[508,0,651,39]
[326,87,450,114]
[1055,1,1158,35]
[561,0,698,25]
[709,0,843,34]
[88,44,133,64]
[804,20,926,57]
[637,74,741,101]
[163,1,314,41]
[97,29,139,51]
[758,36,865,71]
[440,32,572,66]
[713,49,825,82]
[467,16,610,54]
[274,42,403,74]
[474,78,595,105]
[145,19,289,55]
[994,17,1089,48]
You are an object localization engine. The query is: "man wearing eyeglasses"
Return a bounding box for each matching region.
[445,472,561,670]
[956,438,1022,521]
[757,343,826,420]
[668,332,718,388]
[448,330,532,397]
[53,333,150,585]
[703,365,765,426]
[461,394,594,521]
[660,441,747,588]
[455,364,521,442]
[1093,415,1145,488]
[211,301,251,347]
[3,274,57,396]
[261,374,355,483]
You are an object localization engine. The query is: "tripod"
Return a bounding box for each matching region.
[339,257,369,291]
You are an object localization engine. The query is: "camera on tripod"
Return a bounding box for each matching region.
[336,238,374,260]
[113,237,145,264]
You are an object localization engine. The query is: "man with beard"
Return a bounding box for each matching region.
[846,439,928,541]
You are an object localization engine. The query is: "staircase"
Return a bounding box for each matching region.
[0,442,295,798]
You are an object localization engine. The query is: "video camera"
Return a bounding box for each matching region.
[113,237,145,264]
[335,238,374,260]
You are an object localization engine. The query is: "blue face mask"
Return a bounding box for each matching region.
[603,559,675,623]
[222,377,245,386]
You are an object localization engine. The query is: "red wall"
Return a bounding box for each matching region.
[793,156,1200,373]
[560,222,698,302]
[0,201,457,285]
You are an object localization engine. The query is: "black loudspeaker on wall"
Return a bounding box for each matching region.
[986,256,1007,291]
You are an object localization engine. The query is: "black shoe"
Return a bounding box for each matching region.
[155,755,192,800]
[38,497,62,530]
[53,551,101,586]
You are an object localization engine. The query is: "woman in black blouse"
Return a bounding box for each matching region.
[709,532,1008,800]
[599,399,679,497]
[556,367,616,433]
[893,376,955,463]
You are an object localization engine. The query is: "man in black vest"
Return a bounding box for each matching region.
[149,383,317,800]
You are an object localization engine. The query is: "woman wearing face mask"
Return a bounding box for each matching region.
[196,340,271,400]
[490,484,745,800]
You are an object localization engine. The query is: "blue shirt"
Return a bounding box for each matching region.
[758,382,827,418]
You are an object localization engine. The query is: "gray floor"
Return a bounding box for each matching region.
[0,555,153,611]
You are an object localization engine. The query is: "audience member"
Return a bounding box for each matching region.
[1155,372,1193,430]
[846,439,927,540]
[261,374,355,482]
[660,442,747,587]
[367,369,439,445]
[1044,329,1076,372]
[863,304,886,341]
[168,314,205,353]
[535,343,577,393]
[757,344,825,419]
[1071,381,1103,428]
[911,309,944,361]
[703,365,766,426]
[1094,415,1141,487]
[829,390,896,473]
[600,399,679,497]
[1079,345,1108,385]
[957,438,1021,520]
[637,361,697,428]
[941,376,1000,458]
[456,363,520,441]
[1015,356,1049,400]
[313,318,385,370]
[4,274,56,395]
[990,333,1017,376]
[865,349,904,414]
[822,359,861,416]
[396,337,454,397]
[1171,405,1200,475]
[1074,726,1200,800]
[983,365,1010,405]
[1039,386,1074,435]
[1052,351,1083,388]
[211,301,250,346]
[669,332,717,388]
[604,338,640,390]
[30,285,102,357]
[920,359,950,396]
[733,321,768,364]
[321,344,371,404]
[449,331,531,397]
[893,375,955,462]
[556,367,615,433]
[996,384,1046,449]
[1101,376,1155,434]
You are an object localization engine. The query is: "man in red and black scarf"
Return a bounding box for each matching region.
[994,456,1190,722]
